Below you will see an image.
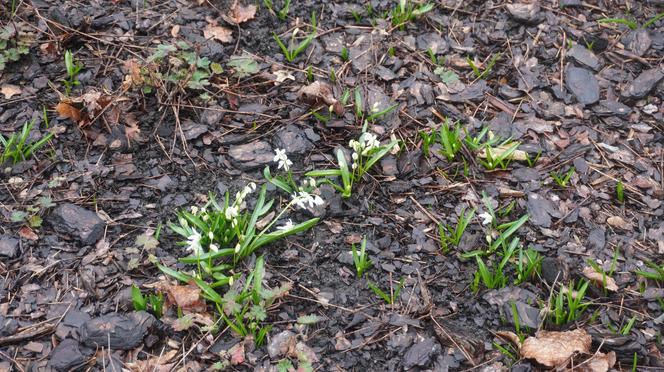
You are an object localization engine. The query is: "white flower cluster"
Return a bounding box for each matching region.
[292,190,324,210]
[349,133,381,170]
[273,148,293,172]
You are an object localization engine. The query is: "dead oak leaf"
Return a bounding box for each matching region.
[521,329,591,368]
[1,84,21,99]
[297,81,344,115]
[55,102,82,122]
[578,351,617,372]
[158,282,206,313]
[204,24,233,43]
[582,266,618,291]
[223,1,257,25]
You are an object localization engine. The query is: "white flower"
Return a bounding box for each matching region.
[479,212,493,226]
[234,242,241,253]
[351,163,358,170]
[225,205,239,220]
[209,243,219,252]
[277,219,295,231]
[190,206,199,215]
[186,229,203,255]
[361,133,380,155]
[293,191,325,210]
[371,102,380,113]
[351,152,359,160]
[273,148,293,172]
[208,231,214,240]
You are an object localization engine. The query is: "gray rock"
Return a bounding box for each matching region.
[594,100,632,117]
[403,337,437,369]
[228,141,273,170]
[526,193,560,228]
[201,105,225,126]
[587,228,606,252]
[49,204,105,245]
[78,311,155,350]
[621,67,664,100]
[565,66,599,105]
[274,125,314,155]
[0,235,19,258]
[624,28,651,56]
[47,339,92,371]
[505,302,540,329]
[417,33,449,55]
[567,44,600,71]
[506,3,542,24]
[449,80,489,103]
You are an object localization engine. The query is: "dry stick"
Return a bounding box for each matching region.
[430,314,476,366]
[409,195,441,226]
[559,28,566,92]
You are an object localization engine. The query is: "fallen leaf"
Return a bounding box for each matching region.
[204,24,233,43]
[158,282,206,313]
[607,216,633,231]
[521,329,591,368]
[273,69,295,83]
[298,81,344,115]
[223,1,257,24]
[127,349,178,372]
[18,226,39,241]
[582,266,619,291]
[229,342,245,365]
[577,351,616,372]
[477,144,528,161]
[1,84,21,99]
[171,24,180,38]
[55,102,82,122]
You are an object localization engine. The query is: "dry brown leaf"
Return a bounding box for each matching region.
[204,24,233,43]
[577,351,616,372]
[55,102,82,122]
[158,282,206,313]
[521,329,591,368]
[1,84,21,99]
[298,81,344,115]
[495,331,522,349]
[223,1,257,24]
[127,349,178,372]
[582,266,619,291]
[607,216,633,231]
[18,226,39,241]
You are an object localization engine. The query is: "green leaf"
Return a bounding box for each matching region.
[263,166,293,193]
[364,141,397,172]
[250,218,319,252]
[227,53,259,78]
[305,169,343,177]
[136,233,159,250]
[10,211,26,222]
[152,257,191,283]
[434,67,460,85]
[178,248,235,263]
[131,285,147,311]
[210,62,223,74]
[193,276,223,304]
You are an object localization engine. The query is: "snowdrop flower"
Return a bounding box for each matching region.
[479,212,493,226]
[190,206,199,215]
[234,242,241,253]
[292,191,324,210]
[352,163,358,170]
[371,102,381,113]
[209,243,219,252]
[351,152,359,161]
[361,133,380,155]
[225,205,239,221]
[277,219,295,231]
[273,148,293,172]
[208,231,214,240]
[186,229,203,255]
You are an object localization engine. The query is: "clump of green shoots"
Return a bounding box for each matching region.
[478,140,520,170]
[467,52,501,80]
[1,117,53,165]
[273,12,317,62]
[471,237,518,292]
[514,247,543,285]
[636,261,664,283]
[551,167,575,188]
[547,280,590,326]
[438,119,463,161]
[352,236,372,277]
[524,150,541,167]
[306,128,397,198]
[263,0,291,21]
[367,277,405,305]
[598,12,664,30]
[131,285,164,318]
[391,0,434,30]
[341,46,349,62]
[63,50,83,96]
[439,208,475,253]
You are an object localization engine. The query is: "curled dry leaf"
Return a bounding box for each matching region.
[18,226,39,241]
[154,281,206,313]
[204,24,233,43]
[521,329,591,368]
[495,330,522,348]
[577,351,616,372]
[607,216,633,231]
[223,1,257,25]
[55,102,82,122]
[297,81,344,115]
[127,349,178,372]
[1,84,22,99]
[582,266,618,291]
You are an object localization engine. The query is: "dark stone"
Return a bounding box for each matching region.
[594,100,632,118]
[228,141,274,170]
[621,67,664,100]
[505,302,540,329]
[565,65,599,105]
[541,257,566,284]
[526,193,560,228]
[449,80,489,103]
[624,28,652,56]
[49,204,105,245]
[0,235,19,258]
[274,125,314,155]
[512,168,540,182]
[587,228,606,252]
[47,339,92,371]
[78,311,155,350]
[506,3,542,24]
[403,337,437,369]
[567,44,600,71]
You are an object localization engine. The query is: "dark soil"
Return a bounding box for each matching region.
[1,0,663,371]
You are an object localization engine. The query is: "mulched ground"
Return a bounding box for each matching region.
[1,0,663,370]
